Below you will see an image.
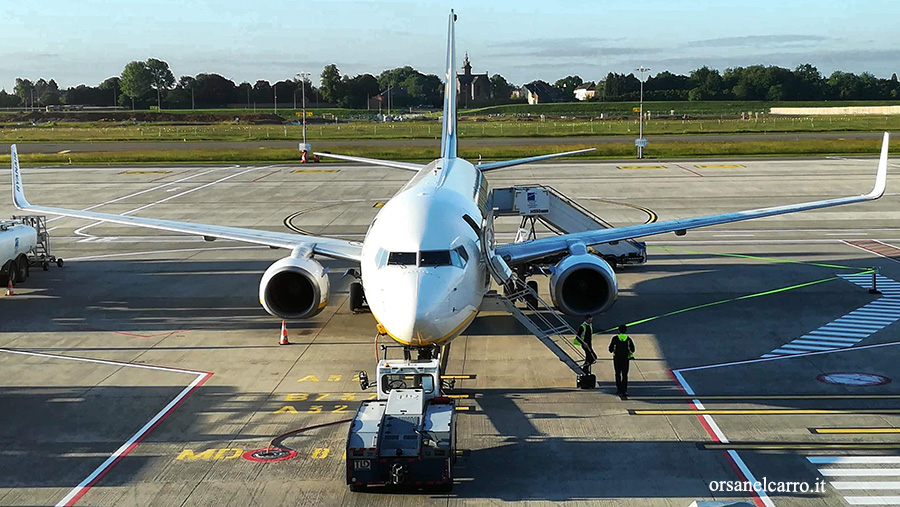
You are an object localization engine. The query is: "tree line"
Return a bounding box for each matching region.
[1,58,898,110]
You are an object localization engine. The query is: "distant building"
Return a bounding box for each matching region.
[456,53,490,107]
[522,81,563,105]
[574,82,596,101]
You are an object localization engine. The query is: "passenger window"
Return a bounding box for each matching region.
[419,250,451,267]
[388,252,416,266]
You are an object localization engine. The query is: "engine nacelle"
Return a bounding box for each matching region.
[259,256,330,319]
[549,253,618,316]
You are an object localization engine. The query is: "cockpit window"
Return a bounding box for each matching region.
[450,246,468,268]
[388,252,417,266]
[419,250,452,267]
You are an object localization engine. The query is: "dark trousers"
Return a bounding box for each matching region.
[581,342,597,373]
[613,356,630,394]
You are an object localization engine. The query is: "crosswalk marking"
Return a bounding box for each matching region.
[762,273,900,357]
[809,455,900,504]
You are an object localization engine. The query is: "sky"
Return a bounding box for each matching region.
[2,0,900,91]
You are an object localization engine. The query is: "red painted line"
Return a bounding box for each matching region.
[843,239,900,264]
[61,371,212,506]
[252,169,280,182]
[106,330,186,339]
[669,371,768,507]
[675,164,704,177]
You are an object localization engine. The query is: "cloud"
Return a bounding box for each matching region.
[486,37,661,59]
[690,34,835,48]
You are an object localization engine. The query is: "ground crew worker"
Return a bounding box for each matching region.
[609,324,635,398]
[574,315,596,374]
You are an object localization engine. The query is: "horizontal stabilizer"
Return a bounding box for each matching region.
[314,152,424,172]
[477,148,595,172]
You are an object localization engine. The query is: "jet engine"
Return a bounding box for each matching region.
[549,253,617,316]
[259,256,329,319]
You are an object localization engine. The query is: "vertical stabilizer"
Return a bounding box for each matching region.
[440,10,458,159]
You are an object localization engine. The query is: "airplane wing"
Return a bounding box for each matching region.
[477,148,596,172]
[9,145,363,262]
[496,132,890,266]
[314,152,424,172]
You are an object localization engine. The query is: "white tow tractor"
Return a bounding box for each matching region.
[346,357,456,492]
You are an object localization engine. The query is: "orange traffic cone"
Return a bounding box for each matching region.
[5,276,13,297]
[279,320,290,345]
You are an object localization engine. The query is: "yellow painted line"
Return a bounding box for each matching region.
[441,374,476,380]
[119,170,172,175]
[57,149,71,155]
[694,164,744,168]
[704,443,900,450]
[292,169,340,173]
[813,428,900,434]
[445,394,474,399]
[372,202,386,208]
[454,406,472,412]
[633,409,900,415]
[617,165,665,170]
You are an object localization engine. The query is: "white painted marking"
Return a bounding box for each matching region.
[770,348,810,355]
[683,341,900,373]
[808,329,870,338]
[845,497,900,506]
[810,457,900,464]
[835,317,893,326]
[65,246,268,262]
[781,343,837,351]
[831,482,900,490]
[821,328,884,336]
[820,469,900,477]
[800,335,861,344]
[671,370,774,507]
[73,166,266,237]
[46,168,225,228]
[0,349,211,507]
[787,341,842,349]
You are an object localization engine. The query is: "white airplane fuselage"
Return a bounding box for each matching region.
[360,156,490,347]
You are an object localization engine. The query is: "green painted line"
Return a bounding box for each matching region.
[649,245,869,271]
[604,275,845,332]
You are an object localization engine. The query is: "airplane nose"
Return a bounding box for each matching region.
[377,271,447,345]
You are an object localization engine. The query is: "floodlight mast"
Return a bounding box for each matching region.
[635,66,650,159]
[297,72,310,146]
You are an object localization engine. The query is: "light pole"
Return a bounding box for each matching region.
[297,72,310,147]
[635,66,650,159]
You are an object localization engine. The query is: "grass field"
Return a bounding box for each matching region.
[1,115,898,143]
[3,137,895,165]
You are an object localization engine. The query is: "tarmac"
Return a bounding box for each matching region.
[1,154,899,506]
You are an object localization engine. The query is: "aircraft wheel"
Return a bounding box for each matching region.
[524,280,539,308]
[349,282,364,313]
[57,258,65,268]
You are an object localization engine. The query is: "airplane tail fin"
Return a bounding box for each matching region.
[10,144,30,209]
[440,10,458,160]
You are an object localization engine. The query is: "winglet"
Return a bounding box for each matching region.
[866,132,890,199]
[10,144,30,209]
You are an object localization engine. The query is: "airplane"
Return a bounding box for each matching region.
[9,10,890,359]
